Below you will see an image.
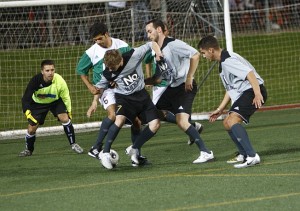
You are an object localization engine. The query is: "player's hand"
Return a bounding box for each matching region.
[25,110,38,124]
[68,112,72,119]
[252,93,264,109]
[185,77,193,91]
[209,109,222,122]
[89,86,100,95]
[87,101,97,118]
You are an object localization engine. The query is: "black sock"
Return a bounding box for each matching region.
[231,123,256,157]
[103,124,121,153]
[185,125,209,153]
[63,120,75,145]
[133,126,155,149]
[165,111,176,124]
[94,117,114,150]
[25,132,36,152]
[131,125,142,155]
[228,130,246,156]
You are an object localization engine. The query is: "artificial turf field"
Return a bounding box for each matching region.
[0,108,300,210]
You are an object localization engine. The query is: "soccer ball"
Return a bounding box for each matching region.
[99,149,120,168]
[109,149,120,167]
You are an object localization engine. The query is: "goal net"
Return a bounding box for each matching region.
[1,0,300,139]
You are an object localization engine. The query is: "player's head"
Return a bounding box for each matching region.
[89,22,111,48]
[146,19,166,42]
[198,35,220,61]
[41,59,55,82]
[104,50,123,72]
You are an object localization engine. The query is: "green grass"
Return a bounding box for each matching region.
[1,109,300,210]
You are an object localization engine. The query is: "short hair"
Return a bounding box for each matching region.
[198,35,220,50]
[104,50,122,69]
[146,19,166,33]
[89,22,108,38]
[41,59,55,69]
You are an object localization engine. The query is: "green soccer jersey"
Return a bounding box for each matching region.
[76,38,131,85]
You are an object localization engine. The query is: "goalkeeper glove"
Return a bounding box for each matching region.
[68,112,72,119]
[25,110,38,124]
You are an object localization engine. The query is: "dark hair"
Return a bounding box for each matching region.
[198,35,220,50]
[41,59,55,69]
[146,19,166,33]
[89,22,108,38]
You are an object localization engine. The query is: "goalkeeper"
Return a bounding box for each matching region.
[19,59,83,157]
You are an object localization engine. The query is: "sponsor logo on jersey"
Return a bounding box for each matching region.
[37,94,56,99]
[122,70,140,91]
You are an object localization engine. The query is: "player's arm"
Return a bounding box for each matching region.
[87,94,100,118]
[80,74,96,94]
[247,71,264,108]
[58,76,72,113]
[185,51,200,91]
[209,92,230,122]
[21,76,40,124]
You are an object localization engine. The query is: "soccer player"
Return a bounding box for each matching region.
[19,59,83,156]
[76,22,141,159]
[145,19,214,164]
[144,23,204,146]
[89,42,162,169]
[198,35,267,168]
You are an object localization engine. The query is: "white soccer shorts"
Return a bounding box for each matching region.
[99,88,116,110]
[152,86,167,105]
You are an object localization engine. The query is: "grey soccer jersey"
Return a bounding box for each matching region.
[160,37,199,87]
[95,42,152,95]
[220,50,264,103]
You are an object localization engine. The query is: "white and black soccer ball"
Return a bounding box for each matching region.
[99,149,120,168]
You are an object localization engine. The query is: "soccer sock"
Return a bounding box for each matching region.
[25,132,36,152]
[228,130,247,156]
[94,117,114,150]
[165,111,176,124]
[133,126,155,149]
[103,123,121,153]
[185,125,210,153]
[231,123,256,157]
[131,125,142,155]
[62,120,75,145]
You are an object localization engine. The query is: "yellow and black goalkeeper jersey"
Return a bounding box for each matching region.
[22,73,71,113]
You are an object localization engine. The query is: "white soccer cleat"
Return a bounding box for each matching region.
[100,152,113,170]
[234,153,260,168]
[125,145,139,164]
[71,143,83,154]
[193,151,214,164]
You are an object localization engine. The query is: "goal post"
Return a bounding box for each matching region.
[1,0,300,139]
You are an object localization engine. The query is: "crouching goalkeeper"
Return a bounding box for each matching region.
[19,59,83,157]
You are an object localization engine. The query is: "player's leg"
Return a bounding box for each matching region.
[19,105,47,157]
[172,82,213,163]
[100,114,126,169]
[19,124,39,157]
[224,88,267,168]
[89,89,116,158]
[126,96,161,165]
[54,100,83,154]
